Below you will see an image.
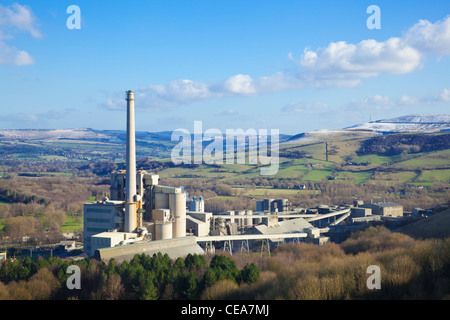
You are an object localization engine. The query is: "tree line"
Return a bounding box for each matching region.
[0,252,259,300]
[1,225,450,300]
[358,133,450,156]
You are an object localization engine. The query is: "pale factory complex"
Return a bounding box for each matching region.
[83,90,406,262]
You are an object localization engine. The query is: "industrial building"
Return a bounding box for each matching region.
[360,202,404,217]
[256,198,290,213]
[188,196,205,213]
[83,90,343,262]
[83,90,202,261]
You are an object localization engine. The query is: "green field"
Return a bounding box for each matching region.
[60,214,83,232]
[303,169,332,181]
[352,154,397,165]
[413,169,450,185]
[38,155,69,161]
[1,131,449,189]
[336,171,373,184]
[241,188,320,196]
[18,172,73,177]
[390,149,450,170]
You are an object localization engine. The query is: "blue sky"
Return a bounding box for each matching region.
[0,0,449,134]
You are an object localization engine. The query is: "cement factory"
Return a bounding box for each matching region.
[83,90,406,262]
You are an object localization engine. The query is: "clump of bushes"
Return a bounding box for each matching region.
[1,226,449,300]
[233,226,450,300]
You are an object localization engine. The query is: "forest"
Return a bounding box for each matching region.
[358,132,450,155]
[0,225,449,300]
[0,132,449,300]
[0,170,449,243]
[0,252,259,300]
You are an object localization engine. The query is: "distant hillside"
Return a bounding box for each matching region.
[358,132,450,155]
[284,113,450,145]
[0,128,176,143]
[346,113,450,133]
[396,208,450,239]
[0,128,111,141]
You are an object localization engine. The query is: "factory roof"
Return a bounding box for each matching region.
[94,236,204,263]
[251,218,314,235]
[92,232,136,238]
[186,215,208,225]
[369,202,402,208]
[85,199,124,206]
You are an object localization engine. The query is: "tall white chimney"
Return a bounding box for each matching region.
[125,90,137,232]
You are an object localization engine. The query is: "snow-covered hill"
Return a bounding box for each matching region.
[0,128,112,141]
[283,114,450,144]
[345,114,450,133]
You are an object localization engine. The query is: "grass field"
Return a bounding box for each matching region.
[390,149,450,170]
[60,214,83,232]
[232,186,320,197]
[155,148,450,186]
[303,169,332,181]
[38,155,69,161]
[18,172,73,177]
[413,169,450,185]
[336,171,373,184]
[2,131,449,190]
[352,154,398,165]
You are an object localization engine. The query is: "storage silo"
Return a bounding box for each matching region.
[237,210,245,228]
[244,210,253,227]
[170,190,186,238]
[155,221,173,240]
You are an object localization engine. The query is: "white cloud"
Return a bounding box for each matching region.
[0,3,40,66]
[297,38,422,87]
[0,109,73,128]
[102,16,450,111]
[345,95,394,111]
[223,74,256,95]
[0,41,34,65]
[440,88,450,101]
[142,79,214,103]
[294,15,450,88]
[99,98,123,111]
[403,15,450,55]
[399,95,420,105]
[398,88,450,105]
[282,101,328,113]
[215,109,238,117]
[100,73,299,111]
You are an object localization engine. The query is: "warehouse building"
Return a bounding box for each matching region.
[361,202,404,217]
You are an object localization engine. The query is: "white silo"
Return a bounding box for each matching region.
[155,221,173,240]
[245,210,253,227]
[170,190,186,238]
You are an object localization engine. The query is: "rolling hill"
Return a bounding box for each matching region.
[396,207,450,239]
[0,114,449,188]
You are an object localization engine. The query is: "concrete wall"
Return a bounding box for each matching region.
[381,206,403,217]
[351,207,372,218]
[186,216,210,237]
[95,236,204,262]
[362,203,403,217]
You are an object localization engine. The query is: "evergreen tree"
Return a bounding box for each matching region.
[238,263,260,284]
